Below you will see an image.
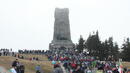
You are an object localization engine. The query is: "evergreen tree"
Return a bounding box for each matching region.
[82,31,119,60]
[76,35,85,53]
[101,40,109,60]
[121,38,130,61]
[103,37,119,61]
[85,34,93,54]
[107,37,114,57]
[113,42,119,60]
[85,31,102,58]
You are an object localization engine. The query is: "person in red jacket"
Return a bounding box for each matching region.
[71,61,77,69]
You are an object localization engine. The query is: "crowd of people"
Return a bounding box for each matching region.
[10,59,25,73]
[13,53,40,61]
[0,48,15,56]
[45,49,129,73]
[0,48,130,73]
[18,50,45,54]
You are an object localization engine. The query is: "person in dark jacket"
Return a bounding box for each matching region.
[19,64,25,73]
[12,59,20,73]
[12,59,19,67]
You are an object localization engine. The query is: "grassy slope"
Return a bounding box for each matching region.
[122,62,130,69]
[0,54,53,73]
[0,54,130,73]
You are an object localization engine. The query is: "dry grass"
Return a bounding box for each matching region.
[19,54,49,61]
[122,62,130,69]
[0,54,53,73]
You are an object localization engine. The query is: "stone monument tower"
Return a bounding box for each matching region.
[49,8,74,50]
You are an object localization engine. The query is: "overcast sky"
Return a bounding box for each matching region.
[0,0,130,51]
